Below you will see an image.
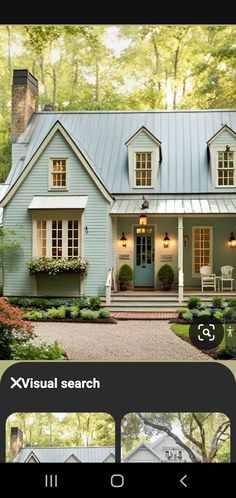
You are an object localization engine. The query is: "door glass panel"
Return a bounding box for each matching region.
[147,235,152,264]
[142,236,146,265]
[136,235,141,266]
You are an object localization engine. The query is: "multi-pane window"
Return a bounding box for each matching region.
[35,219,79,258]
[193,227,212,276]
[51,159,67,188]
[165,450,183,461]
[52,220,63,258]
[217,151,235,186]
[36,220,47,257]
[135,152,152,186]
[68,220,79,257]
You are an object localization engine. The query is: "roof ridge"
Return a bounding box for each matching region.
[35,109,236,114]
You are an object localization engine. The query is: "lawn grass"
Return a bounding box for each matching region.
[170,323,226,358]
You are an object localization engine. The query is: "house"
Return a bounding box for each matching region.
[0,69,236,305]
[123,434,193,463]
[10,427,115,463]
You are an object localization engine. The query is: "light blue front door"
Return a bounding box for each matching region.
[134,227,154,287]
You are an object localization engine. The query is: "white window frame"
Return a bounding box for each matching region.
[32,211,80,258]
[216,149,235,187]
[192,226,213,278]
[134,150,153,188]
[128,145,159,188]
[48,158,69,190]
[210,145,236,188]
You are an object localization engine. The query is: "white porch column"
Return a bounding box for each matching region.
[178,216,184,303]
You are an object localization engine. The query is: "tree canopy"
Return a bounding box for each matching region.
[0,25,235,181]
[121,412,230,463]
[6,412,115,461]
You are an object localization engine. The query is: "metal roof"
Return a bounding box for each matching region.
[13,446,115,463]
[5,109,236,195]
[28,195,88,210]
[110,194,236,215]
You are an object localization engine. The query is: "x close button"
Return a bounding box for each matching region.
[110,474,124,488]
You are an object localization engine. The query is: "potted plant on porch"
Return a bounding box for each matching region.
[158,264,174,291]
[118,264,133,291]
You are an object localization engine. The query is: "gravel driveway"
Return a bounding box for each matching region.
[34,320,213,361]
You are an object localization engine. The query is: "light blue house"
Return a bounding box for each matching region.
[0,70,236,306]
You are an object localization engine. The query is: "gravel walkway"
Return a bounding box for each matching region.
[34,321,213,361]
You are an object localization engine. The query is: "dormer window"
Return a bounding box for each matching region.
[217,150,235,186]
[125,126,161,189]
[135,152,152,186]
[207,125,236,188]
[49,158,68,189]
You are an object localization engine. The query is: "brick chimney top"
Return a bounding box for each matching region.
[11,69,38,142]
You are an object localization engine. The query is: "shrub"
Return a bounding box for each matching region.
[158,264,174,290]
[182,310,193,321]
[45,307,66,319]
[77,297,91,309]
[27,256,88,275]
[11,340,66,360]
[24,310,43,321]
[80,309,99,320]
[212,296,223,308]
[99,308,110,319]
[89,296,101,310]
[176,307,188,317]
[191,308,201,317]
[69,306,79,319]
[118,265,133,283]
[228,298,236,307]
[222,307,231,317]
[198,310,211,317]
[187,296,202,309]
[213,311,224,320]
[0,298,34,359]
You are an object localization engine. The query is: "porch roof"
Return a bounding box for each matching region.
[28,196,88,210]
[110,194,236,215]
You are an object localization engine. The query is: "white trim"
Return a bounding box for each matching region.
[32,215,81,258]
[1,121,112,206]
[25,451,40,463]
[209,145,236,188]
[133,224,155,288]
[125,126,161,146]
[192,226,213,278]
[207,124,236,145]
[178,216,184,302]
[48,157,69,191]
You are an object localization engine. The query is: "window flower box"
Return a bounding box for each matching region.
[27,257,88,276]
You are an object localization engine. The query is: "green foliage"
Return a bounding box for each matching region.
[79,309,99,320]
[176,307,188,317]
[24,310,43,321]
[99,308,110,319]
[11,340,66,360]
[213,311,224,320]
[89,296,101,310]
[212,296,223,308]
[118,264,133,283]
[182,310,193,321]
[77,297,91,309]
[191,308,201,317]
[158,264,174,282]
[69,306,79,319]
[45,307,66,319]
[187,296,202,309]
[198,310,211,317]
[7,297,73,309]
[228,298,236,307]
[27,256,88,275]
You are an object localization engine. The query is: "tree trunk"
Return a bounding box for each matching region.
[95,59,99,103]
[6,26,12,83]
[39,55,48,103]
[173,44,180,109]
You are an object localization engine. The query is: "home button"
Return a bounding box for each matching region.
[110,474,124,488]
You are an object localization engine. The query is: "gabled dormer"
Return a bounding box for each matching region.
[207,124,236,188]
[125,126,161,189]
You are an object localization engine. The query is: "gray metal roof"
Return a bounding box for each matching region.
[4,109,236,196]
[13,446,115,463]
[28,195,88,210]
[110,194,236,214]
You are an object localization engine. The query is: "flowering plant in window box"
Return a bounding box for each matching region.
[27,257,88,276]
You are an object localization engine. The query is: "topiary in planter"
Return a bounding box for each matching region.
[158,264,174,291]
[118,264,133,291]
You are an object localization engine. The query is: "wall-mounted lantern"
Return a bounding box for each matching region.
[163,232,170,248]
[228,232,236,248]
[139,214,148,226]
[120,232,127,247]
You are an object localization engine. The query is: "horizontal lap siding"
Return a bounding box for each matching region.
[4,131,110,296]
[212,130,236,144]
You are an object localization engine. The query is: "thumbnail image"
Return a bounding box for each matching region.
[121,412,230,463]
[6,412,115,463]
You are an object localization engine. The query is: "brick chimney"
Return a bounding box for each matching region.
[11,69,38,142]
[10,427,23,462]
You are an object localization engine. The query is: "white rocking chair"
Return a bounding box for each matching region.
[221,266,234,291]
[200,266,216,292]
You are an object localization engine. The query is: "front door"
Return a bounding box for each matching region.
[134,227,154,287]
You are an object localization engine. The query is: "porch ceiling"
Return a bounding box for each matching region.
[110,195,236,215]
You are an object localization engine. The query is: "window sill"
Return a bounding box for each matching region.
[132,186,154,189]
[48,188,68,191]
[214,185,236,189]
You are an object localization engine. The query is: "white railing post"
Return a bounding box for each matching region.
[178,216,184,303]
[106,268,112,305]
